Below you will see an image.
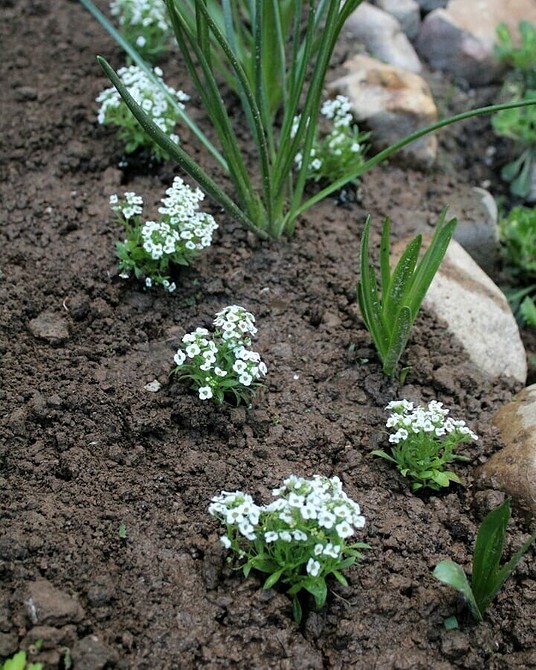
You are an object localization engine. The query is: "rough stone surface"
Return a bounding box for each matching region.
[71,635,119,670]
[443,186,500,274]
[477,385,536,513]
[28,310,69,343]
[0,631,18,658]
[421,239,527,383]
[416,0,536,85]
[329,55,437,168]
[25,580,84,627]
[373,0,421,39]
[416,0,447,10]
[345,2,422,73]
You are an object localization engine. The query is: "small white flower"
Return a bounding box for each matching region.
[293,530,308,541]
[198,386,213,400]
[174,350,186,366]
[214,367,227,377]
[318,510,336,530]
[264,531,279,543]
[220,535,231,549]
[186,343,201,358]
[336,521,353,539]
[279,531,292,542]
[314,543,324,556]
[306,558,321,577]
[323,543,341,559]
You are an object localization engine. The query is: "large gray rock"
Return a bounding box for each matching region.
[345,2,422,73]
[477,385,536,514]
[373,0,421,39]
[447,186,500,275]
[417,0,447,10]
[329,55,437,168]
[422,239,527,383]
[416,0,536,85]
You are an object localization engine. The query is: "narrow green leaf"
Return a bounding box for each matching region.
[264,570,284,589]
[383,235,421,319]
[370,449,398,464]
[379,218,391,297]
[471,500,510,609]
[406,211,457,320]
[332,570,348,586]
[433,560,483,622]
[382,305,412,376]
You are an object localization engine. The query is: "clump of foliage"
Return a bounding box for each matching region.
[495,21,536,90]
[209,475,369,622]
[172,305,267,404]
[492,87,536,199]
[498,206,536,327]
[434,499,536,622]
[494,22,536,197]
[97,64,189,160]
[111,177,218,292]
[356,211,457,377]
[372,400,477,491]
[110,0,172,61]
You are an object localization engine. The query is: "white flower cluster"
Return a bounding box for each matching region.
[110,0,169,34]
[174,306,267,401]
[140,178,218,260]
[96,65,189,144]
[292,95,362,174]
[110,191,143,219]
[209,475,366,570]
[110,178,216,292]
[386,400,479,445]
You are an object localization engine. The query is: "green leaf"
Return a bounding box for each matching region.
[433,560,483,622]
[471,500,510,609]
[382,305,412,377]
[370,449,398,464]
[263,570,284,589]
[383,235,421,319]
[332,570,348,586]
[304,579,328,608]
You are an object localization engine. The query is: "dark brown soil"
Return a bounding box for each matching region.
[1,2,535,669]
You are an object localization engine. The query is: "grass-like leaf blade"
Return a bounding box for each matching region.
[433,560,483,622]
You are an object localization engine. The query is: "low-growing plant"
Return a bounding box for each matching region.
[81,0,536,239]
[110,0,172,62]
[495,21,536,90]
[372,400,478,491]
[499,205,536,277]
[111,177,218,292]
[209,475,369,622]
[492,86,536,199]
[172,305,267,404]
[97,64,189,160]
[0,651,42,670]
[434,499,536,622]
[356,211,457,377]
[294,95,369,185]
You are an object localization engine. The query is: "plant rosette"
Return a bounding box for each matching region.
[209,475,369,622]
[111,176,218,292]
[97,64,189,160]
[172,305,267,405]
[372,400,478,491]
[110,0,172,62]
[293,95,369,185]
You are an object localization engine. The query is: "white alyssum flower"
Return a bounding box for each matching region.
[306,559,321,577]
[386,400,478,444]
[110,0,170,34]
[97,65,189,134]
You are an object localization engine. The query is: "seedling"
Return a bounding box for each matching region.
[0,651,42,670]
[434,500,536,622]
[356,211,457,377]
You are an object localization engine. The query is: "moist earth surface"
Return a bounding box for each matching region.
[1,1,535,669]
